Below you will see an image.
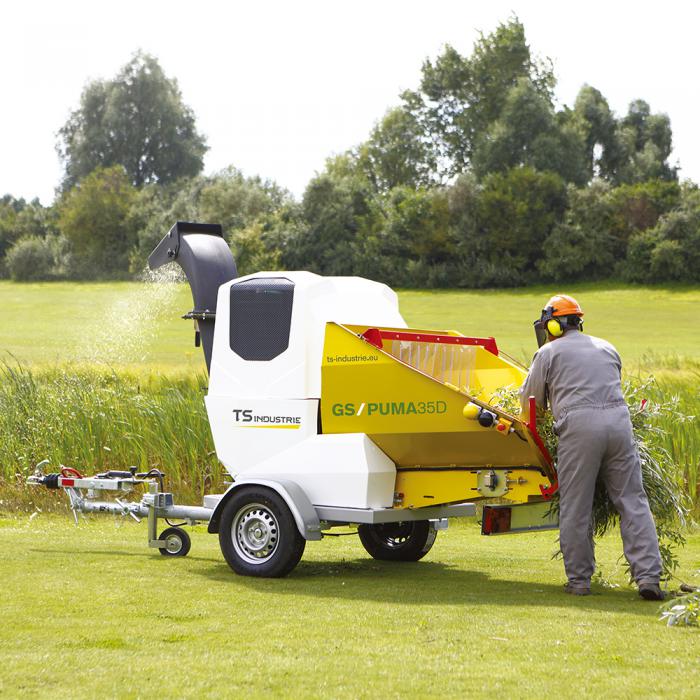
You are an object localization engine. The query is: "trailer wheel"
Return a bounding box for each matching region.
[218,487,306,577]
[158,527,191,557]
[358,521,436,562]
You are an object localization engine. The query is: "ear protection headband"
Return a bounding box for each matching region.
[533,306,570,347]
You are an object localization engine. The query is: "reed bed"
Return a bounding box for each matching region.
[0,362,222,507]
[0,362,697,520]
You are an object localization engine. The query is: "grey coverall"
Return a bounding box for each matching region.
[519,329,662,588]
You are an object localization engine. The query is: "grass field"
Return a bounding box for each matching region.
[0,516,698,698]
[4,280,700,369]
[1,279,698,697]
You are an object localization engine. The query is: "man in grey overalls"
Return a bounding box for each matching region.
[519,294,664,600]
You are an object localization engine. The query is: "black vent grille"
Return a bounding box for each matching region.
[229,278,295,361]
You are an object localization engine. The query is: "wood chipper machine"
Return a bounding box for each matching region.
[29,221,558,577]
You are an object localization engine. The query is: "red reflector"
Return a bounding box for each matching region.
[482,506,512,534]
[361,328,384,349]
[60,478,75,487]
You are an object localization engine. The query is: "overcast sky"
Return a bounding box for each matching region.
[3,0,698,204]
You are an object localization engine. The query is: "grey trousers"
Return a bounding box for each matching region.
[556,404,662,587]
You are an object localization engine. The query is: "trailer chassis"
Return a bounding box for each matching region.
[27,465,476,570]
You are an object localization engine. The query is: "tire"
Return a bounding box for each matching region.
[158,527,191,557]
[358,521,436,562]
[218,487,306,577]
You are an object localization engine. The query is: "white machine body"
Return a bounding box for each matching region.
[204,271,407,509]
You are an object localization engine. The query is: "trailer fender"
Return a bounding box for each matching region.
[207,479,323,541]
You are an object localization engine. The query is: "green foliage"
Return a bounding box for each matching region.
[0,197,59,276]
[614,100,676,184]
[230,222,282,275]
[58,166,137,276]
[660,591,700,627]
[1,21,695,287]
[539,179,682,282]
[572,85,619,180]
[5,236,55,281]
[57,51,207,188]
[461,167,567,286]
[285,163,384,276]
[539,183,617,281]
[358,107,437,191]
[607,179,681,254]
[198,166,289,232]
[472,78,588,185]
[127,168,290,274]
[624,185,700,283]
[127,177,207,270]
[0,363,221,503]
[407,18,555,176]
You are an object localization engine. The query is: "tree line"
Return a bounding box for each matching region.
[2,19,698,286]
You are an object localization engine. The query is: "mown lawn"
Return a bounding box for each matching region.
[0,515,697,698]
[3,280,699,369]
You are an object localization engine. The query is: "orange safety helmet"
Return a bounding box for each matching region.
[544,294,584,318]
[534,294,584,347]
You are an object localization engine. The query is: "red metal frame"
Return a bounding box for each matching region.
[526,396,558,498]
[362,328,499,356]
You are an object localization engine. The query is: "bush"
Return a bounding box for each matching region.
[5,236,55,281]
[58,166,136,278]
[623,197,700,283]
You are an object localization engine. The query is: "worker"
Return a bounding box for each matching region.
[519,294,664,600]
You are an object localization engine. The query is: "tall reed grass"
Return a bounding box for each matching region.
[643,372,700,513]
[0,363,222,507]
[0,362,697,515]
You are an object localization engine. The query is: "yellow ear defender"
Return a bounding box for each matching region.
[547,318,564,337]
[534,299,583,347]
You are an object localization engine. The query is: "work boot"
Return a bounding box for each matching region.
[638,583,665,601]
[564,582,591,596]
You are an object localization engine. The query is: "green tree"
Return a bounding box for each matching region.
[5,236,56,281]
[0,196,60,277]
[607,179,681,255]
[0,196,26,268]
[540,179,681,281]
[471,78,588,185]
[58,52,207,189]
[357,107,437,192]
[128,177,206,270]
[128,167,291,272]
[450,167,567,286]
[624,184,700,282]
[58,166,137,276]
[404,18,555,177]
[613,100,676,184]
[538,181,618,281]
[572,85,620,180]
[198,167,290,234]
[285,159,383,276]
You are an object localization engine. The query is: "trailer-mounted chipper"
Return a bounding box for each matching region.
[29,222,558,577]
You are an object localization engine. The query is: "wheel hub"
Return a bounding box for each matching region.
[165,534,182,554]
[377,522,413,548]
[232,503,279,564]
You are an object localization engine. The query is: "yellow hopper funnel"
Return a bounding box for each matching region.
[321,323,555,508]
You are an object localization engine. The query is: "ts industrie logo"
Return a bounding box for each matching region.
[332,400,447,417]
[232,409,302,430]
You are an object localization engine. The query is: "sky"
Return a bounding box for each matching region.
[2,0,698,205]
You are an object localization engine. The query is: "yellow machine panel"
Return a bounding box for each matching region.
[321,322,555,508]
